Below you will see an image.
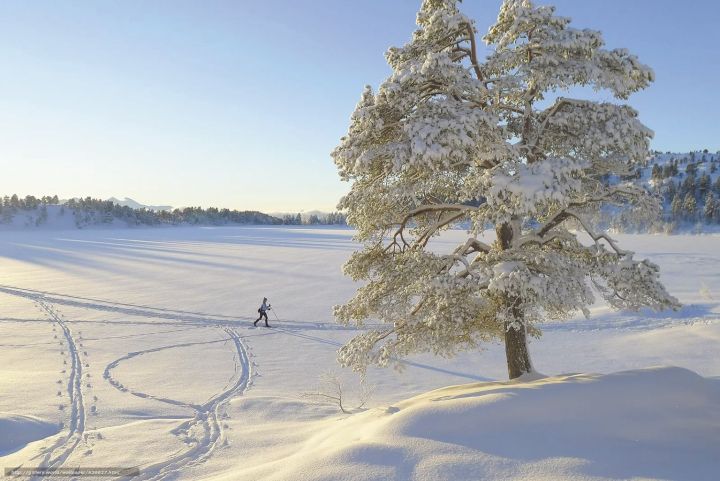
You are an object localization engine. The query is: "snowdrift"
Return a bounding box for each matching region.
[0,413,59,456]
[228,367,720,481]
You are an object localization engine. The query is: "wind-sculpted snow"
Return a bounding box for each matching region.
[0,415,59,457]
[224,367,720,481]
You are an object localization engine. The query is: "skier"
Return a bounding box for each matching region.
[254,297,271,327]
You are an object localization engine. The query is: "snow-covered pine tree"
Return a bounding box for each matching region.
[332,0,680,379]
[682,194,697,222]
[671,193,683,220]
[703,193,716,223]
[699,173,711,198]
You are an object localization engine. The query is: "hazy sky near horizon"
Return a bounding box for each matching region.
[1,1,719,212]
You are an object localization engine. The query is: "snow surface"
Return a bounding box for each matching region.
[1,226,719,480]
[223,367,719,481]
[0,414,59,456]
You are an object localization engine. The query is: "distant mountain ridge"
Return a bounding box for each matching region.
[106,197,172,212]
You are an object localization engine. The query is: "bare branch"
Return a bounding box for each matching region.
[385,204,481,253]
[453,237,492,256]
[536,186,646,237]
[465,24,484,82]
[516,231,574,248]
[495,103,525,115]
[529,97,588,153]
[563,209,630,256]
[416,211,466,248]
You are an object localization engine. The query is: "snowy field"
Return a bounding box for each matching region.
[0,226,719,481]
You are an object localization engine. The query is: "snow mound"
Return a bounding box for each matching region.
[236,367,720,481]
[0,413,59,455]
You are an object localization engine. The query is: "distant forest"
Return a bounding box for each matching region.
[611,150,720,233]
[0,195,347,228]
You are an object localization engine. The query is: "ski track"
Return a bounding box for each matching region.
[0,285,363,331]
[30,298,87,481]
[3,285,718,334]
[103,338,232,411]
[111,326,252,481]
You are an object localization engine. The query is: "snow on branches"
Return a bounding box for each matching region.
[332,0,679,378]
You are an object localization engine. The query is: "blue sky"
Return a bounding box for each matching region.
[1,1,718,212]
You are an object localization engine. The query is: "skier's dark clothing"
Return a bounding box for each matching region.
[254,310,269,326]
[254,299,271,327]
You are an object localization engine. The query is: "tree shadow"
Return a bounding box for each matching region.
[543,303,718,332]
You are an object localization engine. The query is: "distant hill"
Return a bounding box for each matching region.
[106,197,172,212]
[614,150,720,232]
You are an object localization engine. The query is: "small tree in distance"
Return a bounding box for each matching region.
[332,0,679,379]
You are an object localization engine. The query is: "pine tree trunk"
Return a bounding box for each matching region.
[497,221,533,380]
[504,320,533,379]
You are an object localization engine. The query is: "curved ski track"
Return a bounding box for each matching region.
[107,326,251,481]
